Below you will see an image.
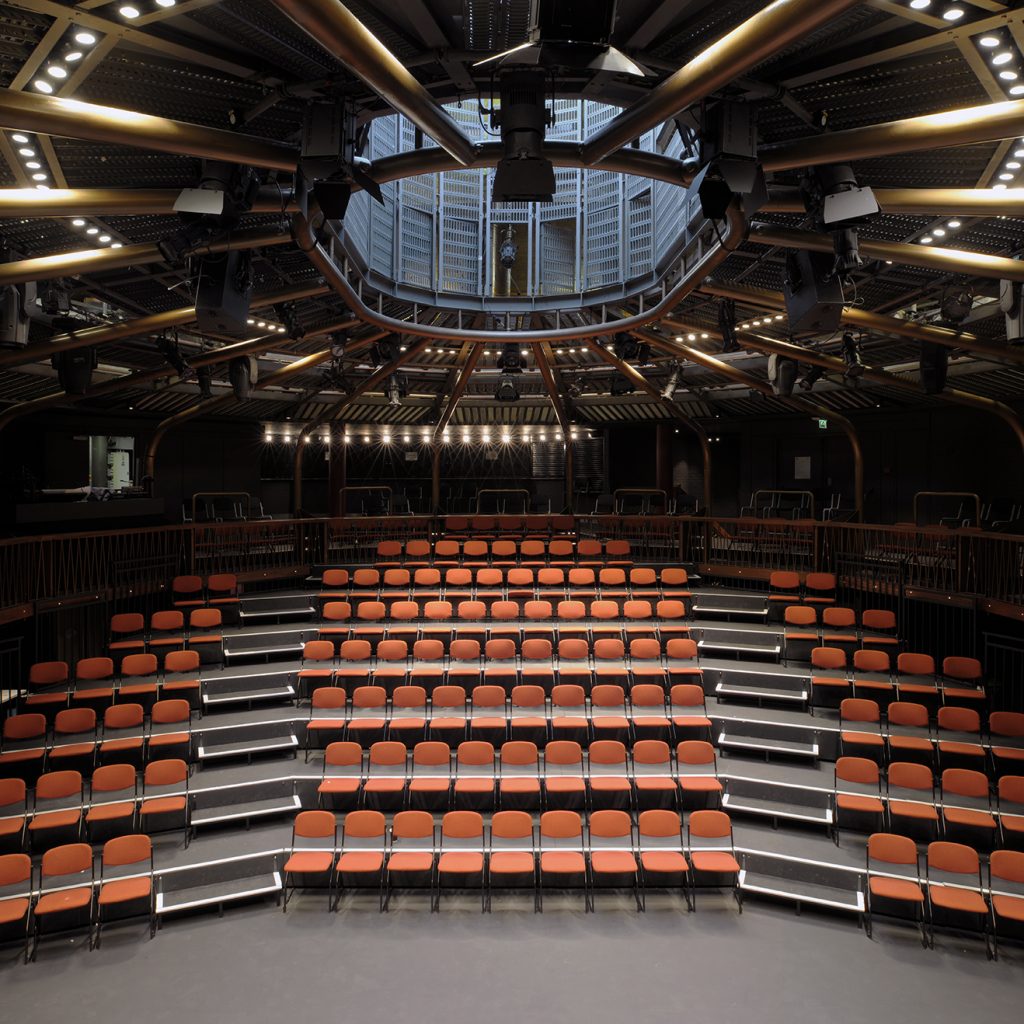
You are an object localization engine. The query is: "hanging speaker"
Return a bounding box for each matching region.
[52,348,97,395]
[228,355,258,399]
[783,249,844,333]
[919,341,948,394]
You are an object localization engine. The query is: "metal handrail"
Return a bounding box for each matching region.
[339,486,393,516]
[913,491,981,527]
[191,491,251,523]
[475,489,531,514]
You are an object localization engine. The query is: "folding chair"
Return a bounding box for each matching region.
[24,661,70,718]
[637,809,691,910]
[538,810,589,911]
[676,740,722,808]
[117,653,160,712]
[557,638,592,691]
[374,639,409,695]
[319,601,352,643]
[887,701,933,766]
[925,841,992,957]
[543,740,586,810]
[470,685,508,747]
[839,698,884,762]
[0,779,28,854]
[588,740,631,810]
[783,605,818,663]
[187,608,223,665]
[623,600,656,643]
[886,761,939,841]
[861,609,899,652]
[803,572,836,607]
[430,685,468,748]
[171,575,204,610]
[767,571,800,620]
[86,764,138,841]
[896,653,940,715]
[147,699,192,763]
[997,775,1024,850]
[147,611,185,652]
[666,638,703,687]
[335,640,373,691]
[821,607,859,658]
[864,832,927,944]
[0,713,47,784]
[833,757,885,838]
[989,850,1024,959]
[940,656,986,711]
[352,601,387,652]
[389,685,427,746]
[936,707,986,772]
[670,684,712,742]
[660,568,691,601]
[489,601,522,647]
[589,809,642,911]
[109,614,146,657]
[448,639,482,691]
[410,639,445,694]
[687,810,742,912]
[138,759,189,841]
[347,686,388,748]
[363,741,408,812]
[483,638,518,695]
[551,684,589,745]
[852,649,895,711]
[28,770,84,852]
[444,568,474,606]
[317,741,363,810]
[593,639,628,687]
[282,810,337,911]
[71,657,116,715]
[408,741,452,811]
[591,684,630,744]
[0,852,32,960]
[509,684,547,746]
[422,600,455,651]
[384,810,436,910]
[941,768,997,850]
[30,843,94,959]
[453,741,496,811]
[487,810,536,911]
[497,740,541,810]
[632,740,677,810]
[630,640,668,694]
[810,647,851,710]
[48,708,98,776]
[435,811,486,911]
[94,834,156,947]
[305,687,348,760]
[630,684,671,742]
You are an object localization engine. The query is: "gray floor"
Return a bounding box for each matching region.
[2,894,1021,1023]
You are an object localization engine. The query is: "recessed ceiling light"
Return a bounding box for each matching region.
[11,133,28,144]
[920,235,933,243]
[31,172,46,181]
[72,218,85,226]
[33,80,53,93]
[933,228,946,236]
[46,65,67,79]
[157,0,177,6]
[1000,70,1019,81]
[520,348,529,356]
[942,6,964,19]
[999,172,1015,180]
[256,321,265,328]
[110,242,122,248]
[18,147,34,157]
[99,234,111,242]
[74,31,97,46]
[979,36,1001,48]
[994,183,1008,190]
[1012,85,1024,96]
[1008,161,1022,169]
[86,227,98,235]
[992,51,1014,66]
[947,219,961,228]
[25,161,40,169]
[65,51,83,62]
[909,0,931,7]
[35,184,48,190]
[119,6,141,18]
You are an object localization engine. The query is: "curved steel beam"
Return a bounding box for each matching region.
[749,222,1024,283]
[145,344,337,482]
[700,280,1024,367]
[0,88,297,172]
[731,330,1024,458]
[0,187,297,217]
[581,0,861,165]
[764,187,1024,218]
[268,0,476,167]
[0,282,330,371]
[532,343,571,440]
[762,99,1024,172]
[0,228,291,287]
[291,201,746,343]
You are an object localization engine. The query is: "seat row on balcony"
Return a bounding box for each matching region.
[319,566,690,603]
[24,652,203,719]
[301,682,713,755]
[370,538,633,567]
[839,699,1023,773]
[834,758,1022,851]
[0,760,190,855]
[283,806,740,914]
[0,835,157,962]
[0,701,194,783]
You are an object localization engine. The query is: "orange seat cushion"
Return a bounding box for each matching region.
[0,896,29,925]
[869,876,924,902]
[336,851,384,874]
[387,852,433,873]
[541,851,585,874]
[641,850,688,874]
[140,797,186,816]
[35,887,92,915]
[86,801,135,823]
[993,894,1024,922]
[490,851,534,874]
[591,851,638,874]
[318,778,360,795]
[943,807,996,830]
[284,852,334,874]
[29,809,82,831]
[437,852,484,874]
[99,877,152,905]
[929,885,987,915]
[888,799,938,821]
[690,851,740,874]
[837,794,884,815]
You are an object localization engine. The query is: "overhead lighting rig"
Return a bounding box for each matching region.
[690,102,768,220]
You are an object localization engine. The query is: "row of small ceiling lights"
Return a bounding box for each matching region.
[906,2,964,20]
[118,1,177,18]
[31,29,98,93]
[264,425,591,444]
[245,317,289,335]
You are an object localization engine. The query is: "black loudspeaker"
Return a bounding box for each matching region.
[228,356,257,399]
[768,354,798,397]
[195,250,253,335]
[783,250,844,333]
[919,341,948,394]
[52,348,96,395]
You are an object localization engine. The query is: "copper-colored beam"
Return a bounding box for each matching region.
[434,343,483,438]
[581,0,861,164]
[0,186,297,217]
[0,88,297,171]
[0,228,291,287]
[732,329,1024,457]
[581,336,713,513]
[532,343,571,439]
[749,221,1024,283]
[0,282,331,371]
[699,280,1024,366]
[293,202,745,343]
[764,186,1024,218]
[269,0,476,166]
[762,99,1024,172]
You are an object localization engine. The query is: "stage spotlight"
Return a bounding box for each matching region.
[228,355,258,399]
[662,363,682,400]
[798,365,825,391]
[613,333,639,362]
[370,338,396,365]
[496,342,525,373]
[940,288,974,326]
[495,376,521,402]
[800,163,879,278]
[498,226,518,269]
[841,332,865,378]
[768,353,797,397]
[610,375,636,396]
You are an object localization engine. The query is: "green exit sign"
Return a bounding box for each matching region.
[817,418,828,430]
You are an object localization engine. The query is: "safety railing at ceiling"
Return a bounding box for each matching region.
[0,516,1021,624]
